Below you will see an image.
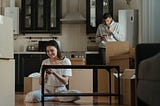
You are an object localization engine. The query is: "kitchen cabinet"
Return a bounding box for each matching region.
[21,0,60,33]
[0,59,15,106]
[86,0,113,34]
[14,53,47,92]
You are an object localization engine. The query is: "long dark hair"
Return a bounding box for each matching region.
[45,40,62,59]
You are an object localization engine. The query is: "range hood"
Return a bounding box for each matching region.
[60,0,86,23]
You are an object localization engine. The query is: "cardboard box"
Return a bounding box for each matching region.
[106,41,130,64]
[70,58,85,65]
[24,77,40,94]
[70,58,93,93]
[113,69,135,105]
[109,54,130,72]
[121,69,135,106]
[106,41,130,72]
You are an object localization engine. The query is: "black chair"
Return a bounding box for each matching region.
[136,43,160,106]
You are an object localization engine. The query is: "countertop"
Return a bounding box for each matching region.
[14,52,46,54]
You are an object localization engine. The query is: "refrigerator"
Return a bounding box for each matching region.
[0,15,15,106]
[118,9,138,47]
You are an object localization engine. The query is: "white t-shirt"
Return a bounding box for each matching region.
[40,57,72,89]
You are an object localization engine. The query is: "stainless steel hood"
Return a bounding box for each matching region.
[60,0,86,23]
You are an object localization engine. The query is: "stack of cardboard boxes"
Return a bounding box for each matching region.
[98,41,136,105]
[107,42,136,105]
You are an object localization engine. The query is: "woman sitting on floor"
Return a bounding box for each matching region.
[25,40,80,102]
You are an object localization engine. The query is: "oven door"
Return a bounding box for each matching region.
[85,51,100,65]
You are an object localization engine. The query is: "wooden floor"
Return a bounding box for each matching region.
[15,92,126,106]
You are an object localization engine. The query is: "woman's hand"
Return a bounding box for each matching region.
[46,69,52,74]
[45,69,69,85]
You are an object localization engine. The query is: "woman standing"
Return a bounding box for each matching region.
[25,40,80,102]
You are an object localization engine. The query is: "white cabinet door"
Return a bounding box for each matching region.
[0,59,15,106]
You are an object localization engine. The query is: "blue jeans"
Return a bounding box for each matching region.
[25,89,81,102]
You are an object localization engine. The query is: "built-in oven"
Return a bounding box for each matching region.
[85,51,100,65]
